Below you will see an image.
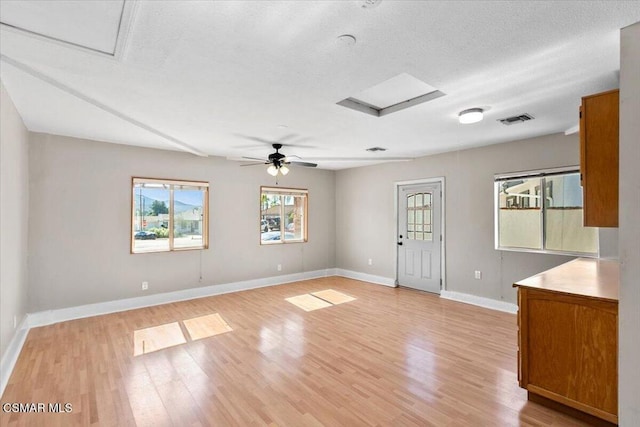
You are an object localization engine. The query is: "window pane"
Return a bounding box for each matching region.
[544,174,598,253]
[133,184,170,253]
[261,194,282,242]
[424,209,432,226]
[260,188,308,244]
[406,192,432,241]
[173,187,206,249]
[284,195,305,241]
[423,193,433,240]
[498,178,542,249]
[132,179,209,253]
[424,193,432,208]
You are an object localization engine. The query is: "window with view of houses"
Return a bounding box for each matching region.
[260,187,307,244]
[132,178,209,253]
[495,169,598,255]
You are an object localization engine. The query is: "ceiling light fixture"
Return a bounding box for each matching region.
[361,0,383,8]
[267,161,289,177]
[458,108,484,124]
[336,34,357,46]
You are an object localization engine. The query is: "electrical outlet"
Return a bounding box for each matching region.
[13,315,17,329]
[277,264,282,271]
[474,271,482,280]
[368,258,373,265]
[142,281,149,290]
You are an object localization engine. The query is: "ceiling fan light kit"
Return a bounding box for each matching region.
[241,143,317,177]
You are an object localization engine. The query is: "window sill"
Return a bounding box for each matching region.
[496,246,598,258]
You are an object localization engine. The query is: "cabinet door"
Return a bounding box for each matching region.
[524,289,618,422]
[580,89,619,227]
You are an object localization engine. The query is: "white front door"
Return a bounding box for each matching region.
[397,183,442,293]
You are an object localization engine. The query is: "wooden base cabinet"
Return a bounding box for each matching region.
[515,259,619,425]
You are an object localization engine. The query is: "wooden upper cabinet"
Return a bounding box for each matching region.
[580,89,619,227]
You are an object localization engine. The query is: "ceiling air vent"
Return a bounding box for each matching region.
[498,113,535,125]
[366,147,387,152]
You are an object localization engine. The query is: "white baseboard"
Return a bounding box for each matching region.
[334,269,396,287]
[1,315,29,397]
[440,290,518,314]
[28,269,334,328]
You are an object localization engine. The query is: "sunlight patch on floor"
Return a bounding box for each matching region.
[133,322,186,356]
[286,289,356,311]
[285,294,333,311]
[184,313,233,341]
[312,289,356,305]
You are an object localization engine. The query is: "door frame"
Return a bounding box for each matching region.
[394,177,446,291]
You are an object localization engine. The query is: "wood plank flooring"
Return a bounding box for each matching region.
[1,277,589,426]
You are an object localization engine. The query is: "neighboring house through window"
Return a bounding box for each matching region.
[132,178,209,253]
[260,187,308,244]
[495,167,598,255]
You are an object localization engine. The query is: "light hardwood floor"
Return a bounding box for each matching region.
[1,277,589,426]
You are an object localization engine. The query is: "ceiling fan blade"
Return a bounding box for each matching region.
[233,144,268,149]
[276,133,298,143]
[289,161,318,168]
[240,162,267,167]
[241,136,274,144]
[239,133,299,145]
[301,157,414,162]
[242,156,269,162]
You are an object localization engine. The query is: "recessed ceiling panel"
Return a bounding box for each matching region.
[0,0,125,54]
[353,73,438,109]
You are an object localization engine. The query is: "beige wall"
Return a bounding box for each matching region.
[27,133,336,311]
[0,82,29,356]
[336,133,584,304]
[619,21,640,425]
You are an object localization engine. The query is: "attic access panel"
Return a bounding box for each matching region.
[337,73,445,117]
[0,0,126,55]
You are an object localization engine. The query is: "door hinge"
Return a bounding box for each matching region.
[440,278,442,288]
[440,234,442,241]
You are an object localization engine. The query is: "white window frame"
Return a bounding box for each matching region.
[131,177,209,253]
[260,186,308,245]
[494,166,598,257]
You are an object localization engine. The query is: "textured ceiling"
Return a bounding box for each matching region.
[1,1,639,169]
